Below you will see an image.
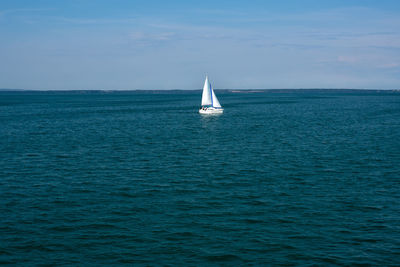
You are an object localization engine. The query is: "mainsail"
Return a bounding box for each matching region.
[201,76,212,106]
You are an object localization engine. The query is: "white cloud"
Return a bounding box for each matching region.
[129,31,176,44]
[378,63,400,69]
[338,56,358,64]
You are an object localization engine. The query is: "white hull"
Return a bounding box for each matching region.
[199,107,224,114]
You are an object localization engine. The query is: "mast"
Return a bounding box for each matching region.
[210,82,214,106]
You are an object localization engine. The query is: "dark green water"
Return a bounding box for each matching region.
[1,90,400,265]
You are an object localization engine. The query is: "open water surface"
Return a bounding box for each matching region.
[1,90,400,265]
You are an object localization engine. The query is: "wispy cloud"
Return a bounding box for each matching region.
[0,8,54,17]
[52,17,139,25]
[378,63,400,69]
[338,55,358,64]
[129,31,176,42]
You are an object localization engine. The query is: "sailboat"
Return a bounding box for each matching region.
[199,76,223,114]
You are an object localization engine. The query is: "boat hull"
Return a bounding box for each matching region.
[199,107,224,114]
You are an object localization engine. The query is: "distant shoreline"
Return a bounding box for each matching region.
[1,88,399,92]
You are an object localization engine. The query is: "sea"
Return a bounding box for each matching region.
[1,89,399,265]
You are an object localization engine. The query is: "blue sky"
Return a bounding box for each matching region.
[1,0,400,89]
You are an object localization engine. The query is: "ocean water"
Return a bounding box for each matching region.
[1,89,400,265]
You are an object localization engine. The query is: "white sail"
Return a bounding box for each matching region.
[210,84,221,108]
[201,76,212,106]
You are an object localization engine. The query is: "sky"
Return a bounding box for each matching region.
[1,0,400,90]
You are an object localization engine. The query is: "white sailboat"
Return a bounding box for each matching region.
[199,76,223,114]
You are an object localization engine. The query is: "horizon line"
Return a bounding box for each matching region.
[1,88,399,92]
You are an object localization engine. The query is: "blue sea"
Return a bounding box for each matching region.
[1,89,400,265]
